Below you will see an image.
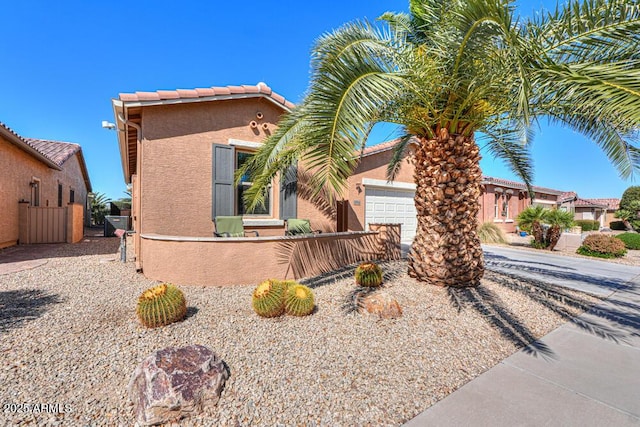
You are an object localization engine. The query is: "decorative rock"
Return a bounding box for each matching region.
[128,344,229,426]
[358,291,403,319]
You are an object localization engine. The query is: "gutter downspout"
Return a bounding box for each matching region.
[117,113,143,271]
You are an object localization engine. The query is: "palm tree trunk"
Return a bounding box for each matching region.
[532,221,544,246]
[547,225,561,251]
[408,129,484,287]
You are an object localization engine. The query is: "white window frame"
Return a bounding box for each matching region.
[235,149,272,217]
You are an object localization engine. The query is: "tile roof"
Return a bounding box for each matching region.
[359,137,418,157]
[0,122,92,191]
[23,138,81,168]
[481,176,564,195]
[574,198,608,208]
[0,121,60,169]
[559,191,577,202]
[118,82,295,110]
[578,198,620,210]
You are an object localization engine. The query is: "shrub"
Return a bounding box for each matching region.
[136,283,187,328]
[575,219,600,231]
[477,222,507,244]
[576,234,626,258]
[610,221,626,231]
[615,232,640,250]
[530,239,549,249]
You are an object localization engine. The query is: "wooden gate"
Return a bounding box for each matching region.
[25,206,67,244]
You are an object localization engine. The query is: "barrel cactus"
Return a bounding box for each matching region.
[252,279,287,318]
[355,262,383,287]
[284,282,315,316]
[136,283,187,328]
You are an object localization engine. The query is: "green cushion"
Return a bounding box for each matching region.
[215,216,244,236]
[287,219,312,235]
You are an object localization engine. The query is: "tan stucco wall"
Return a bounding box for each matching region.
[140,231,390,286]
[0,136,88,248]
[138,99,285,237]
[301,148,416,233]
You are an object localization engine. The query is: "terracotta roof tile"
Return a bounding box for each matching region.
[212,87,231,95]
[359,137,414,157]
[24,138,81,167]
[241,85,260,94]
[119,82,295,110]
[135,92,161,101]
[559,191,577,201]
[175,89,199,98]
[582,198,619,210]
[156,90,180,99]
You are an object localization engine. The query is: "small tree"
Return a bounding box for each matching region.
[615,196,640,231]
[545,209,575,251]
[89,192,110,225]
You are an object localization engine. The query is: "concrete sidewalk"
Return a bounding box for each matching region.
[405,246,640,426]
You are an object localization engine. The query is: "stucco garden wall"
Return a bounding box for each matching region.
[139,230,398,286]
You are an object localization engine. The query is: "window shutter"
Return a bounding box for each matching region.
[212,144,235,219]
[280,163,297,220]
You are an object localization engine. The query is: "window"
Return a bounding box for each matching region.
[494,194,500,218]
[69,189,75,203]
[58,184,63,207]
[31,178,41,207]
[236,151,269,215]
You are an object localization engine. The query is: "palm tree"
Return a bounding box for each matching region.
[240,0,640,287]
[516,206,548,247]
[544,209,575,251]
[89,192,110,226]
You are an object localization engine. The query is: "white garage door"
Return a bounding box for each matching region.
[365,187,417,243]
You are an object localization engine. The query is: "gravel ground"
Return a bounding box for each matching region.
[1,236,603,426]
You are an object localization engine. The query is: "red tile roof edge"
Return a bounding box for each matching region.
[118,82,295,110]
[584,198,620,210]
[575,198,619,209]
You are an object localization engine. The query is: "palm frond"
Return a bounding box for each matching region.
[385,134,417,181]
[548,113,640,179]
[479,121,535,193]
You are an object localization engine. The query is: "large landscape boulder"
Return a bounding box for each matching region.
[357,290,403,319]
[128,344,229,426]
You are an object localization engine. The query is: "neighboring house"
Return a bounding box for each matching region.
[0,122,92,248]
[574,197,619,228]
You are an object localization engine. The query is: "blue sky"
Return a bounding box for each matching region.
[0,0,634,201]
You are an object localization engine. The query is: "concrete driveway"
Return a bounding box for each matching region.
[405,245,640,427]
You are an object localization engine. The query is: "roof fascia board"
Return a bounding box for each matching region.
[119,93,292,112]
[111,100,132,183]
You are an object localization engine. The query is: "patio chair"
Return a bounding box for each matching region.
[214,216,259,237]
[285,218,322,236]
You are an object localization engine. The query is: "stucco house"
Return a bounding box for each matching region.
[0,122,92,248]
[574,197,620,227]
[111,82,571,266]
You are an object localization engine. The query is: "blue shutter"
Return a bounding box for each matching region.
[280,163,297,220]
[212,144,235,219]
